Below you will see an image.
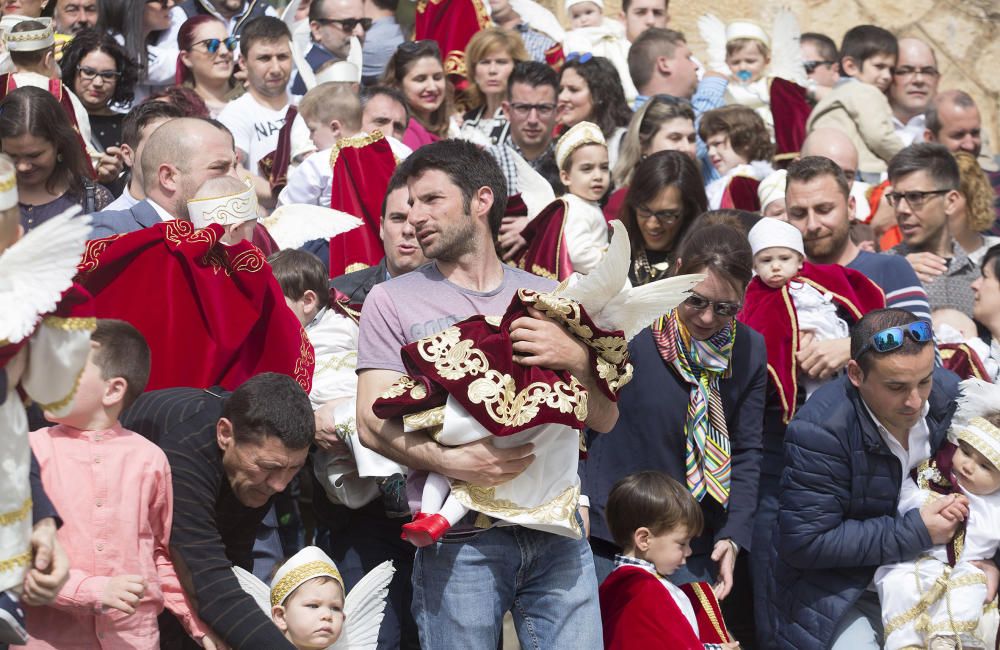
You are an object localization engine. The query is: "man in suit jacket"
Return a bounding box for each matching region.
[89,118,241,239]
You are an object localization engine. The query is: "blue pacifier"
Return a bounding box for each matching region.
[736,70,753,82]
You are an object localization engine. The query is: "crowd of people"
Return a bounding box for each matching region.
[2,0,1000,649]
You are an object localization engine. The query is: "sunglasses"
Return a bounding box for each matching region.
[194,37,238,54]
[854,321,933,359]
[684,292,742,318]
[565,52,593,64]
[802,60,835,74]
[398,39,441,58]
[314,17,373,32]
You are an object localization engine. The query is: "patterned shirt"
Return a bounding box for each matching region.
[888,240,979,317]
[514,23,556,63]
[488,140,556,196]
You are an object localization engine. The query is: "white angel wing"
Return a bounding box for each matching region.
[610,272,706,341]
[291,20,317,91]
[330,561,395,650]
[232,565,272,616]
[697,13,729,75]
[559,220,631,318]
[953,379,1000,430]
[0,208,90,344]
[262,204,364,250]
[769,8,807,86]
[512,152,555,220]
[281,0,301,25]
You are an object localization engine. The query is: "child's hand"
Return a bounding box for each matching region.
[721,642,741,649]
[101,575,146,615]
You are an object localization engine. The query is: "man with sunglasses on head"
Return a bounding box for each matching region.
[290,0,370,95]
[767,308,989,650]
[886,143,979,317]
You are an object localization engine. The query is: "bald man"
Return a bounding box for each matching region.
[800,128,874,224]
[89,118,241,239]
[889,38,940,145]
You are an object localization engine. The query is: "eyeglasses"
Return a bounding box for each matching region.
[636,204,682,225]
[683,291,742,318]
[193,37,238,54]
[314,17,373,32]
[565,52,593,64]
[509,102,557,118]
[803,60,835,74]
[893,66,939,78]
[145,0,177,6]
[77,65,120,82]
[854,321,933,359]
[397,39,441,59]
[885,188,953,209]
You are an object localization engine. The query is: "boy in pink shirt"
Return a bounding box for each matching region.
[25,319,211,649]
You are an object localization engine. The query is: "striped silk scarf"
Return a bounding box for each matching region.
[652,309,736,507]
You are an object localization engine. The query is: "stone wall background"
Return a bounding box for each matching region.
[548,0,1000,148]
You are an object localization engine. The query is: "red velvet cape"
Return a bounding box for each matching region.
[75,221,314,393]
[769,77,811,167]
[600,566,734,650]
[738,261,885,421]
[720,175,761,212]
[940,343,991,382]
[513,198,573,281]
[327,132,397,278]
[373,289,630,437]
[414,0,490,88]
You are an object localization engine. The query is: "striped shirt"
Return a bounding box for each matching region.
[121,387,295,649]
[847,250,931,321]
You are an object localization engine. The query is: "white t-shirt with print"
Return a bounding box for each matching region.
[218,92,299,174]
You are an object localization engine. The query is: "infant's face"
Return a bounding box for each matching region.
[953,441,1000,496]
[753,246,802,289]
[568,1,602,28]
[280,578,345,648]
[726,42,768,83]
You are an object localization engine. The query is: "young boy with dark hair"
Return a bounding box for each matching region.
[25,320,211,649]
[599,471,739,649]
[698,104,774,209]
[806,24,904,181]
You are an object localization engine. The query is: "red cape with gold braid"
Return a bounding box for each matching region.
[372,288,631,439]
[75,221,314,393]
[770,77,812,167]
[513,198,574,282]
[940,343,991,382]
[738,261,885,422]
[414,0,490,88]
[327,131,398,278]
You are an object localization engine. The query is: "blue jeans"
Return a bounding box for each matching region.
[411,524,602,649]
[830,591,884,650]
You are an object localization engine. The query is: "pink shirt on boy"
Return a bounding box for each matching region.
[25,424,207,649]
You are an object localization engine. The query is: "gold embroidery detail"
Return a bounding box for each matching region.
[0,498,31,526]
[270,560,344,607]
[36,362,85,414]
[403,406,444,432]
[40,316,96,332]
[956,418,1000,471]
[0,551,31,574]
[229,248,265,274]
[314,351,358,375]
[294,327,315,392]
[690,582,731,642]
[884,562,988,638]
[345,263,370,274]
[450,482,580,534]
[0,173,15,193]
[77,234,121,275]
[163,219,218,247]
[529,264,557,280]
[329,131,384,171]
[381,376,422,399]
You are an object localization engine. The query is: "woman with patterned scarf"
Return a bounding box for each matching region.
[579,221,767,638]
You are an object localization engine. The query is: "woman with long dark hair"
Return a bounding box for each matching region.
[0,86,112,230]
[99,0,177,100]
[381,39,455,150]
[557,54,632,167]
[619,150,707,285]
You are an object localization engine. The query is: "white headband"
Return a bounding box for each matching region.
[3,17,54,51]
[187,180,259,228]
[726,20,769,47]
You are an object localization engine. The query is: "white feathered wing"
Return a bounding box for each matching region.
[262,204,364,250]
[0,208,90,344]
[558,221,705,341]
[330,561,395,650]
[512,152,555,220]
[952,379,1000,430]
[231,565,272,616]
[769,8,808,86]
[697,13,730,75]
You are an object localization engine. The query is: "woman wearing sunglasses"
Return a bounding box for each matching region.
[99,0,178,101]
[619,150,707,285]
[382,40,455,150]
[176,15,240,117]
[557,54,631,168]
[579,221,766,604]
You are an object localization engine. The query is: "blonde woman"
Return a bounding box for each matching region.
[457,28,529,145]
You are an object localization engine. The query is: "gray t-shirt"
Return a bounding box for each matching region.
[357,262,556,374]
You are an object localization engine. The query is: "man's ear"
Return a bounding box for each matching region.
[943,189,962,218]
[217,417,235,452]
[846,193,857,222]
[120,143,135,169]
[158,162,179,193]
[655,55,670,77]
[474,185,495,221]
[501,100,512,121]
[846,359,864,388]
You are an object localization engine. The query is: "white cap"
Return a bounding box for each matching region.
[726,20,769,47]
[270,546,344,608]
[0,155,16,211]
[757,169,787,211]
[748,217,804,257]
[186,179,259,229]
[566,0,603,11]
[316,60,360,85]
[555,121,606,171]
[956,417,1000,473]
[3,17,54,52]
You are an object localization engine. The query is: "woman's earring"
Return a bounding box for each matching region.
[56,153,63,163]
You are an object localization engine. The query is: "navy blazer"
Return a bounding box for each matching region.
[580,323,767,554]
[88,199,161,239]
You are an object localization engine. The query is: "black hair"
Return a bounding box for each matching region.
[507,60,558,98]
[786,155,851,199]
[222,373,315,449]
[850,308,928,375]
[59,27,139,109]
[801,32,838,64]
[400,139,507,238]
[840,25,898,69]
[240,16,291,57]
[268,249,330,310]
[121,100,185,150]
[91,319,150,411]
[381,159,411,216]
[673,222,753,297]
[561,55,632,140]
[606,471,703,550]
[887,142,960,189]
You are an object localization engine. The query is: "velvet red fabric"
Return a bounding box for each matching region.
[514,198,573,281]
[603,186,628,224]
[720,175,761,212]
[545,42,565,70]
[415,0,489,86]
[600,566,733,649]
[75,221,313,393]
[940,343,991,382]
[738,261,885,421]
[769,77,811,165]
[327,133,397,278]
[257,105,298,195]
